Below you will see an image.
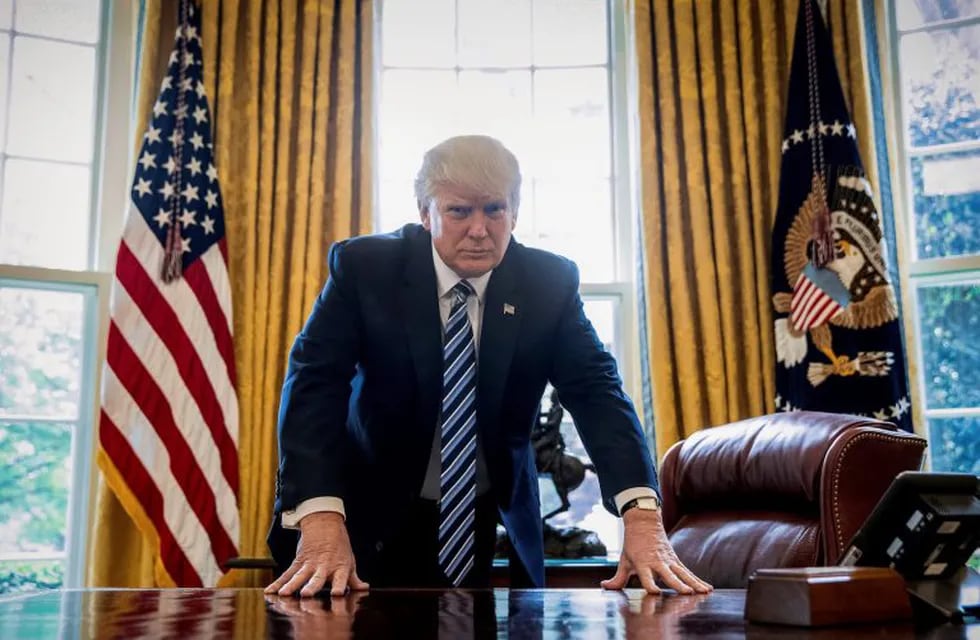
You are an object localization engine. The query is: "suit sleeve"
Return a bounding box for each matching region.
[547,261,660,515]
[274,241,360,514]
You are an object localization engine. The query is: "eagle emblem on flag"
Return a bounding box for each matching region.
[774,168,900,386]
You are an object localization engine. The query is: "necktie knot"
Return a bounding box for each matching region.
[450,280,475,310]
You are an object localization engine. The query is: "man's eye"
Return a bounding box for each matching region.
[448,206,468,217]
[485,204,505,216]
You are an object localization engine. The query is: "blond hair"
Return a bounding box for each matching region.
[414,135,522,215]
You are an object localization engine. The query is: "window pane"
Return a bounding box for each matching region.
[457,0,531,68]
[928,416,980,474]
[378,179,417,234]
[899,27,979,147]
[917,283,980,409]
[457,70,533,166]
[0,33,8,149]
[0,0,11,30]
[583,298,617,354]
[0,559,64,595]
[378,69,459,186]
[381,0,455,68]
[533,0,607,67]
[532,68,610,179]
[0,287,85,418]
[14,0,100,44]
[896,0,980,31]
[533,179,614,282]
[0,159,92,269]
[7,36,96,162]
[910,149,980,259]
[0,422,73,555]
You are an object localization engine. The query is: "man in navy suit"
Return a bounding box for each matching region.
[265,136,711,596]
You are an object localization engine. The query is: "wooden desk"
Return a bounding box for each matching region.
[0,588,974,638]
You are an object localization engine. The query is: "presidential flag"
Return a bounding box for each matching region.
[771,0,912,430]
[97,0,240,586]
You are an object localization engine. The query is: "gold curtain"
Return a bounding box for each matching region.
[634,0,880,457]
[88,0,373,587]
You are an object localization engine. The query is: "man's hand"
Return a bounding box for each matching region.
[264,512,370,597]
[600,509,712,595]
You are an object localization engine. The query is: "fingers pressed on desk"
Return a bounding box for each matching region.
[329,566,350,597]
[654,564,693,595]
[600,562,631,590]
[672,563,712,593]
[299,565,330,597]
[348,568,369,591]
[280,564,317,596]
[637,567,662,595]
[264,562,301,594]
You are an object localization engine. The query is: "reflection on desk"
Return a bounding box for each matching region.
[0,588,974,639]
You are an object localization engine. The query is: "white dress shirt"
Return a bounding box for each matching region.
[281,243,657,528]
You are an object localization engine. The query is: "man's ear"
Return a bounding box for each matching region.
[419,198,432,230]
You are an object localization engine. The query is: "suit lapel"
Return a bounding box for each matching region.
[401,228,443,435]
[478,241,522,452]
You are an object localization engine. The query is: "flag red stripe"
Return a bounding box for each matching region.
[182,255,237,387]
[805,293,837,326]
[799,288,825,322]
[116,242,240,493]
[99,410,203,587]
[812,300,842,327]
[106,321,238,565]
[793,280,817,312]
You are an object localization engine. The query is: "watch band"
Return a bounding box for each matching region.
[620,495,661,516]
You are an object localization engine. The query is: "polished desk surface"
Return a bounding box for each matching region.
[0,588,976,639]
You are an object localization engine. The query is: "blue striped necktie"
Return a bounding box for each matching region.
[438,280,478,586]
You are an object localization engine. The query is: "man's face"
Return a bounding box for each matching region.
[421,185,516,278]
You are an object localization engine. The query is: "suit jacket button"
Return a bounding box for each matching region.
[376,541,384,552]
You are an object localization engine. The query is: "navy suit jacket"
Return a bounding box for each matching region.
[268,224,659,586]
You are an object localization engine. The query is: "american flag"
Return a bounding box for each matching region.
[97,0,239,587]
[790,262,849,332]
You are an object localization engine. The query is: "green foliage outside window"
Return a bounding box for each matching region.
[0,561,63,595]
[0,288,80,594]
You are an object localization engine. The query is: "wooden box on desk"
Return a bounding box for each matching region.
[745,566,913,627]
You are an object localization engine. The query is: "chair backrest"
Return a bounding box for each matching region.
[660,411,927,588]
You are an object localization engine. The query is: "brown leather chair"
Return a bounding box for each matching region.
[660,411,927,588]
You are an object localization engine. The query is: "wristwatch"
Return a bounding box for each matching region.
[620,495,661,516]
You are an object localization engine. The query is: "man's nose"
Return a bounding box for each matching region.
[467,213,489,238]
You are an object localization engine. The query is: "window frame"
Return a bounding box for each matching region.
[0,0,136,588]
[884,3,980,459]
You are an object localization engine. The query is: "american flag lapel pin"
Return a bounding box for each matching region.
[503,303,515,316]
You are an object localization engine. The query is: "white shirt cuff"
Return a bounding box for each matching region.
[281,496,346,529]
[613,487,659,514]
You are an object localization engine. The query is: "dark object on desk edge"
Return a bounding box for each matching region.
[837,471,980,623]
[495,523,607,559]
[225,557,276,569]
[744,566,912,627]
